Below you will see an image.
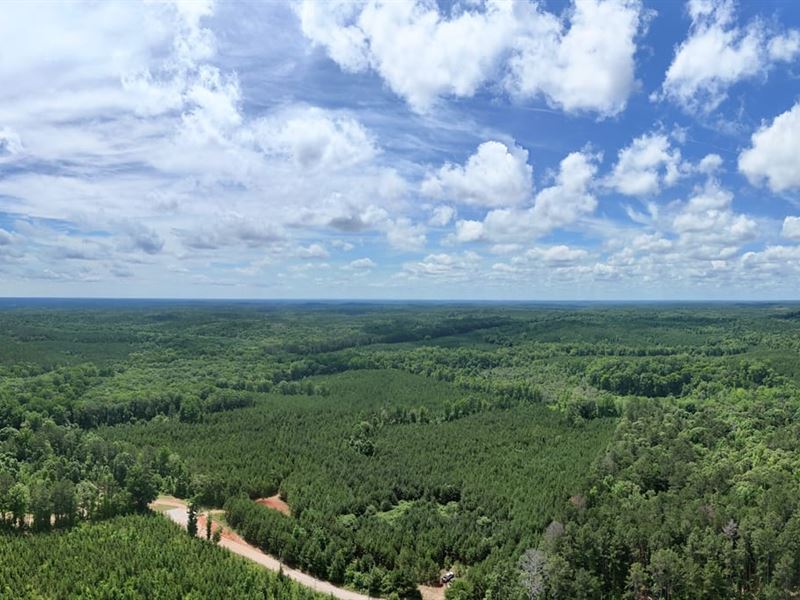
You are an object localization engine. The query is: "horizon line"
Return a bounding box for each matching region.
[1,296,799,304]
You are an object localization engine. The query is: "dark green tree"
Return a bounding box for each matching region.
[187,499,198,538]
[126,464,157,512]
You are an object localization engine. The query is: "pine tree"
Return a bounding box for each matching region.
[187,499,198,538]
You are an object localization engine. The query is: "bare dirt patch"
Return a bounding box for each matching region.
[419,584,447,600]
[255,494,291,516]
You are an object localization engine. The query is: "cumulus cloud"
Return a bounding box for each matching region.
[0,0,796,298]
[428,206,455,227]
[505,0,645,117]
[454,220,486,243]
[422,141,532,208]
[661,0,800,112]
[296,243,329,259]
[254,106,377,171]
[738,102,800,192]
[782,217,800,241]
[528,151,600,230]
[298,0,645,116]
[607,132,684,196]
[672,179,757,259]
[697,153,723,174]
[452,150,600,243]
[768,29,800,62]
[740,245,800,277]
[346,257,376,270]
[386,217,427,251]
[402,251,482,280]
[525,245,589,264]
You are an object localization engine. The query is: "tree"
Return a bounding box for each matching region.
[648,548,683,600]
[0,470,14,526]
[30,481,52,532]
[179,397,205,423]
[8,482,30,531]
[76,480,99,520]
[624,562,649,600]
[519,549,547,599]
[52,480,77,528]
[126,464,157,512]
[206,513,212,540]
[187,499,198,538]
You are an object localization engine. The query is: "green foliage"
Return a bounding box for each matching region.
[0,417,185,532]
[0,514,327,599]
[536,388,800,599]
[3,302,800,597]
[187,498,198,538]
[106,370,613,596]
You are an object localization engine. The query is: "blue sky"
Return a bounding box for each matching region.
[1,0,799,299]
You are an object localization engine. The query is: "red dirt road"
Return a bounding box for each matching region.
[152,497,374,600]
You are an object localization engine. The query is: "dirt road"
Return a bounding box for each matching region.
[153,497,374,600]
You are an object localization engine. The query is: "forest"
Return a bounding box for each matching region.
[1,300,800,599]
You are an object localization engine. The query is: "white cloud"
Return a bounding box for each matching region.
[0,127,24,157]
[528,150,600,231]
[453,150,600,244]
[738,102,800,192]
[697,153,723,174]
[253,106,377,171]
[631,233,673,253]
[299,0,517,112]
[661,0,799,112]
[296,0,370,72]
[740,245,800,276]
[672,179,757,258]
[782,217,800,241]
[402,251,482,280]
[454,220,485,243]
[346,257,376,270]
[177,215,286,250]
[505,0,645,117]
[768,29,800,62]
[608,132,684,196]
[298,0,645,116]
[422,141,532,208]
[385,218,426,251]
[296,243,330,259]
[428,205,455,227]
[0,0,425,274]
[525,245,589,263]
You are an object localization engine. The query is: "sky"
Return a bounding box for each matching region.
[1,0,800,300]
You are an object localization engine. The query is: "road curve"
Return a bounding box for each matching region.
[155,499,375,600]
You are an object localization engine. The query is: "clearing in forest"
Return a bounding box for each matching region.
[255,494,291,516]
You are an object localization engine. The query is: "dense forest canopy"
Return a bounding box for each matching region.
[2,300,800,598]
